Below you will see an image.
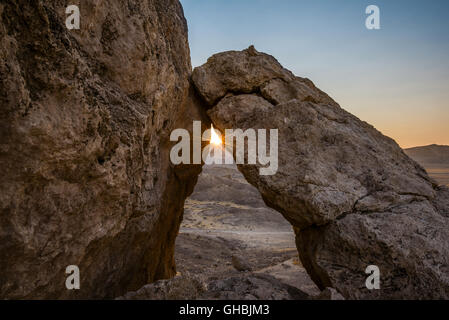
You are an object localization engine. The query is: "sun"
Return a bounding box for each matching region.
[210,124,222,146]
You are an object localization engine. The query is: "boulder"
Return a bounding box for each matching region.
[192,46,449,299]
[0,0,208,298]
[232,255,252,272]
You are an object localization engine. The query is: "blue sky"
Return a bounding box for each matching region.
[180,0,449,148]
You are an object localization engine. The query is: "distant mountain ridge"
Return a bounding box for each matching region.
[404,144,449,186]
[404,144,449,166]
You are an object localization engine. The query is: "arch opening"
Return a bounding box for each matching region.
[173,134,320,300]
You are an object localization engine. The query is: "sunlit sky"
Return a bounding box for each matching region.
[180,0,449,148]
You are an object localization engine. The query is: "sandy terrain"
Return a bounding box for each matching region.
[175,164,320,298]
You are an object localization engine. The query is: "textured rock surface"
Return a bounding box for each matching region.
[314,287,345,300]
[203,273,308,300]
[0,0,208,298]
[118,273,308,300]
[232,255,252,272]
[192,46,449,299]
[116,274,206,300]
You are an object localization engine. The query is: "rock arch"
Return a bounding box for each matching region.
[1,0,448,300]
[191,46,449,299]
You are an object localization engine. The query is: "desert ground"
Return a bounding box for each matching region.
[174,163,320,299]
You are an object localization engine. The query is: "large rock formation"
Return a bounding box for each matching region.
[192,46,449,299]
[2,0,448,300]
[0,0,208,298]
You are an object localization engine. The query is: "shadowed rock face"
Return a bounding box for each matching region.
[192,46,449,299]
[0,0,208,298]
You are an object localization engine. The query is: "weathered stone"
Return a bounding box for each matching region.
[232,255,252,272]
[116,274,206,300]
[314,287,345,300]
[192,46,449,299]
[204,273,308,300]
[0,0,208,299]
[119,272,309,300]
